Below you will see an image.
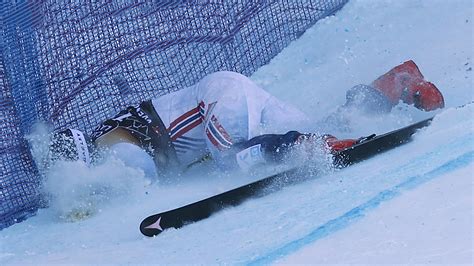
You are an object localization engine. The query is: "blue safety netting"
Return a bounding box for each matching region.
[0,0,348,229]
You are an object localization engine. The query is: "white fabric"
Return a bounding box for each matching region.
[152,71,309,167]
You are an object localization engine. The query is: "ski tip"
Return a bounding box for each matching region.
[140,216,164,237]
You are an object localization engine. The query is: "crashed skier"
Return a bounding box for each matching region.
[49,60,444,176]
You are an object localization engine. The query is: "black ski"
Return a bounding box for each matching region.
[333,116,434,166]
[140,116,434,237]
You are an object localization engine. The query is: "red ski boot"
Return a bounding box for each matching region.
[371,60,444,111]
[405,81,445,111]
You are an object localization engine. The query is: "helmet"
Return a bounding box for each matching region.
[49,128,92,166]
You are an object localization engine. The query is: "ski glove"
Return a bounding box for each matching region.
[231,131,303,171]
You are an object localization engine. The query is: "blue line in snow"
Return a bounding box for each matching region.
[247,150,474,265]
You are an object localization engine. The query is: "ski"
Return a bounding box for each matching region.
[333,116,434,166]
[140,116,434,237]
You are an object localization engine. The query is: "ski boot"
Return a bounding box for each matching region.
[371,60,444,111]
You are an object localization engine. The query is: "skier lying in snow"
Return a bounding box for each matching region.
[49,60,444,176]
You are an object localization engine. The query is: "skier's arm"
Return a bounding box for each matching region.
[215,131,310,171]
[216,131,360,171]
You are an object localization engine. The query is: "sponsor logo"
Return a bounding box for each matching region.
[134,105,152,124]
[236,144,265,171]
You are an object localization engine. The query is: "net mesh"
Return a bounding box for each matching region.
[0,0,348,229]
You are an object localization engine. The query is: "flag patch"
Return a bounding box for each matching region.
[205,115,233,150]
[168,102,205,141]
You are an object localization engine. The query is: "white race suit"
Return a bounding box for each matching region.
[151,71,309,168]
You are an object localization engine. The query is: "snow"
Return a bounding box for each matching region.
[1,0,473,264]
[280,164,473,265]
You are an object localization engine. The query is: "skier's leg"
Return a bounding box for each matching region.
[323,60,445,133]
[340,60,444,115]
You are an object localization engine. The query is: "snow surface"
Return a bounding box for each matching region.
[1,0,473,264]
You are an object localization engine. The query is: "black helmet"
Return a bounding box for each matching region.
[49,128,93,165]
